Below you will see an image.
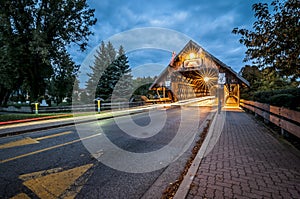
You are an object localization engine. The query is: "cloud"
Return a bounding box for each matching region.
[75,0,273,88]
[128,49,170,67]
[77,27,191,87]
[131,63,166,78]
[149,11,188,26]
[104,27,191,53]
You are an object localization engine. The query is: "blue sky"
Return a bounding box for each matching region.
[71,0,272,86]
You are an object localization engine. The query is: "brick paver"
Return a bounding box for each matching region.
[187,108,300,199]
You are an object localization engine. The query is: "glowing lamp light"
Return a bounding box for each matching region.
[189,52,196,59]
[203,76,210,82]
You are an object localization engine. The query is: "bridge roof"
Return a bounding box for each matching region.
[150,40,250,89]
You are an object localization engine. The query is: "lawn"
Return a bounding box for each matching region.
[0,112,103,123]
[0,113,72,122]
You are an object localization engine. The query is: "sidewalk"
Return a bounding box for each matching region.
[185,108,300,198]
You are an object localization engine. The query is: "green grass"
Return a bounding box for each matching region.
[0,113,72,122]
[0,112,106,122]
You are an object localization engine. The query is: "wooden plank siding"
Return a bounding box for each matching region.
[240,99,300,138]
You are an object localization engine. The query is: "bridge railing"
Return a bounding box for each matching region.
[240,99,300,138]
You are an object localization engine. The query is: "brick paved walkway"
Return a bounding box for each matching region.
[187,108,300,199]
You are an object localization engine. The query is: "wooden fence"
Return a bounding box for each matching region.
[39,101,145,113]
[240,99,300,138]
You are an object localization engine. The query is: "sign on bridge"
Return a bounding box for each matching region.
[218,73,226,84]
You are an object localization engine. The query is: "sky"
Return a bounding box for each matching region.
[70,0,272,87]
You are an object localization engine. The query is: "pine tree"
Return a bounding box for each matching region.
[86,42,133,101]
[72,77,80,103]
[112,46,133,101]
[86,41,107,97]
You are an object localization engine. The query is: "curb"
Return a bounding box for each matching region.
[0,98,211,138]
[173,110,225,199]
[0,109,147,138]
[141,109,215,199]
[0,114,72,126]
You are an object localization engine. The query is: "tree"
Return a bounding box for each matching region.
[239,65,262,89]
[112,46,133,101]
[132,76,157,97]
[86,42,133,101]
[239,65,297,100]
[258,68,294,91]
[86,41,106,96]
[0,0,96,105]
[95,42,118,100]
[47,50,79,105]
[86,41,117,99]
[233,0,300,81]
[72,77,81,103]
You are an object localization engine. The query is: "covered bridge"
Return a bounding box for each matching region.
[149,40,249,107]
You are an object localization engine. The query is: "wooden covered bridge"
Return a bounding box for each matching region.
[147,40,249,107]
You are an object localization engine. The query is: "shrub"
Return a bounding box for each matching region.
[250,88,300,110]
[269,94,296,108]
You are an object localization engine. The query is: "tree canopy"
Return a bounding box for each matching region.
[233,0,300,81]
[239,65,297,100]
[0,0,96,105]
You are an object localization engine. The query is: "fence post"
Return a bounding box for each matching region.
[34,103,39,114]
[97,100,101,113]
[281,128,289,138]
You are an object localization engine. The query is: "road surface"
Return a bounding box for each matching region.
[0,106,212,199]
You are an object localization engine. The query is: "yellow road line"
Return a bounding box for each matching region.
[0,133,101,164]
[19,167,64,181]
[22,164,93,199]
[10,193,31,199]
[0,137,39,149]
[0,131,73,150]
[35,131,73,141]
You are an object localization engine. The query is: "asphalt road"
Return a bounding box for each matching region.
[0,106,212,199]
